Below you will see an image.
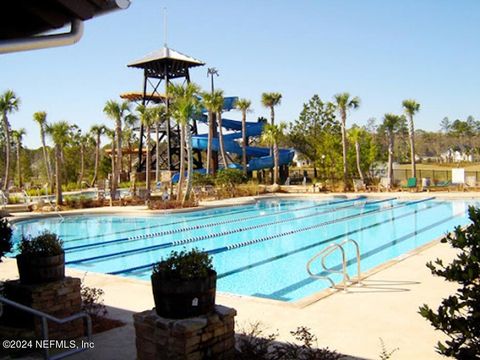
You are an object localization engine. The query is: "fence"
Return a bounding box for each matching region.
[267,167,480,185]
[393,169,480,183]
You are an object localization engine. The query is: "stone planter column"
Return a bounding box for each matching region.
[134,305,236,360]
[1,276,83,340]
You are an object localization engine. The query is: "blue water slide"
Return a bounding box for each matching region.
[171,97,294,182]
[192,113,294,171]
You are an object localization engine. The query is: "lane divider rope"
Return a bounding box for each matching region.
[65,196,368,251]
[107,197,435,275]
[62,199,299,243]
[66,197,387,264]
[217,200,446,280]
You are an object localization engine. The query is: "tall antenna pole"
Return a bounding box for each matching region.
[207,67,219,93]
[163,7,167,47]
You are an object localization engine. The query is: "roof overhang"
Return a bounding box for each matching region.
[128,46,205,79]
[0,0,130,54]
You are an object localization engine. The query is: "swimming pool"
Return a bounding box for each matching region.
[10,196,476,302]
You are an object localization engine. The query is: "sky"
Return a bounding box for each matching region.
[1,0,480,148]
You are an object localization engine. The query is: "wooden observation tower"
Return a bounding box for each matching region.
[126,46,205,173]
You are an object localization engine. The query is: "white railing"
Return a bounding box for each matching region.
[306,238,362,292]
[0,296,92,360]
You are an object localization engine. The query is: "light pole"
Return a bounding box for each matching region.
[207,67,219,93]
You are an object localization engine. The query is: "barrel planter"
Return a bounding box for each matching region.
[151,270,216,319]
[16,252,65,284]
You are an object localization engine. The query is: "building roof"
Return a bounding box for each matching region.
[0,0,130,40]
[127,46,205,79]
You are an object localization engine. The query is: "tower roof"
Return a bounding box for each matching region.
[127,46,205,79]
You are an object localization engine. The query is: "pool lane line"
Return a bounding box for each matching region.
[62,196,365,245]
[113,201,446,277]
[64,196,369,251]
[210,197,435,254]
[65,197,388,264]
[65,196,366,247]
[61,203,270,243]
[107,197,435,275]
[267,210,463,300]
[216,200,446,280]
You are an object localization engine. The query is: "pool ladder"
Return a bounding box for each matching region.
[306,238,362,292]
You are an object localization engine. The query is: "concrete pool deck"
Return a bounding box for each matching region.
[1,192,473,359]
[0,241,458,360]
[5,190,480,221]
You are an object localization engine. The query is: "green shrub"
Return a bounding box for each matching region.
[214,169,247,198]
[152,248,213,281]
[62,182,81,192]
[118,181,132,189]
[419,206,480,358]
[236,322,277,360]
[192,172,215,187]
[215,169,247,188]
[236,183,265,197]
[64,195,95,209]
[236,322,344,360]
[63,195,78,208]
[148,199,197,210]
[81,282,107,318]
[7,196,21,204]
[17,231,63,256]
[0,216,13,261]
[25,188,48,196]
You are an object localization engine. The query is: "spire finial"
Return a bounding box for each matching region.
[163,7,168,47]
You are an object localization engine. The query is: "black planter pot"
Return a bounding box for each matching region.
[16,252,65,284]
[151,270,217,319]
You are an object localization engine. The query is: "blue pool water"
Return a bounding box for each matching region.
[10,197,477,302]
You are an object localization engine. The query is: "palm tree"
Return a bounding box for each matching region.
[402,99,420,178]
[122,114,138,176]
[122,127,135,175]
[382,114,404,189]
[212,91,228,169]
[73,129,93,188]
[333,92,360,191]
[153,106,166,183]
[11,128,26,188]
[33,111,53,186]
[167,82,201,204]
[104,128,116,196]
[47,121,72,205]
[0,90,20,190]
[89,124,106,187]
[261,123,286,185]
[235,98,252,175]
[202,90,224,174]
[103,100,131,196]
[261,92,282,126]
[137,105,161,198]
[347,126,365,182]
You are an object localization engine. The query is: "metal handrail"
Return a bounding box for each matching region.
[320,245,351,282]
[22,190,32,204]
[40,184,63,221]
[0,296,92,360]
[43,196,64,221]
[340,238,362,284]
[306,243,349,291]
[306,239,363,292]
